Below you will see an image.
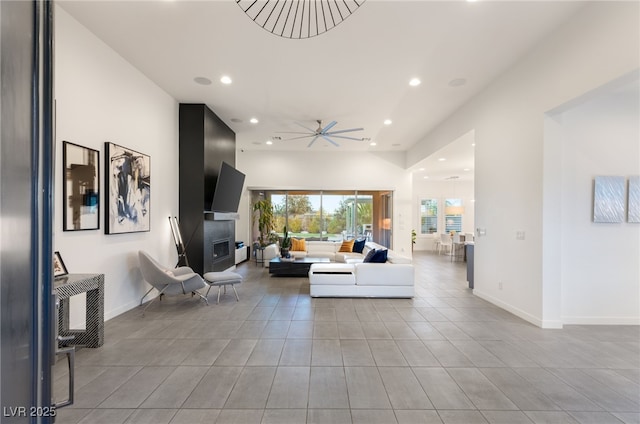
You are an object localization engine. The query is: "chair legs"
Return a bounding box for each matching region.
[216,283,240,304]
[140,285,208,316]
[141,285,169,316]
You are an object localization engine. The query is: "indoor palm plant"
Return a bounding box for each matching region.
[253,198,275,246]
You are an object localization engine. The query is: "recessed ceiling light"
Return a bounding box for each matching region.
[423,176,429,179]
[193,76,212,85]
[383,119,392,125]
[409,78,421,87]
[471,143,476,147]
[438,157,446,161]
[220,75,232,85]
[467,0,478,2]
[419,168,425,171]
[369,142,377,146]
[448,78,467,87]
[265,140,273,145]
[250,118,259,124]
[464,168,471,171]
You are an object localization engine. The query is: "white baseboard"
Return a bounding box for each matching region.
[106,299,141,321]
[473,289,563,329]
[561,315,640,325]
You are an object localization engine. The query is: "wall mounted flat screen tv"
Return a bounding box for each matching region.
[211,161,245,213]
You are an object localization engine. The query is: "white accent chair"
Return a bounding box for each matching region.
[138,250,208,314]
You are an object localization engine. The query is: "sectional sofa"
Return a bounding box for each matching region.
[262,240,414,298]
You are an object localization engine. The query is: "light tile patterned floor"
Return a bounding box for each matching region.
[53,251,640,424]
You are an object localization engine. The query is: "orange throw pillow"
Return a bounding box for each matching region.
[291,238,306,251]
[339,240,355,252]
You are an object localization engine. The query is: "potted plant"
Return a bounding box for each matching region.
[253,198,275,246]
[411,229,416,252]
[280,226,291,258]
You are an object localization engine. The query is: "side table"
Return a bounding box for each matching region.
[254,245,266,266]
[55,273,104,348]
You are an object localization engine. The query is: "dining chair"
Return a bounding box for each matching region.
[439,233,452,255]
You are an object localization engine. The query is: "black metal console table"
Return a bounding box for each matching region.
[55,273,104,348]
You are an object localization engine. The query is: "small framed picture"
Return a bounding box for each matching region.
[53,251,68,278]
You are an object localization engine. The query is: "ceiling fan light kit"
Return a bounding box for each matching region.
[278,119,364,147]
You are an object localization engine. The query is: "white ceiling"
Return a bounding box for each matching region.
[58,0,586,173]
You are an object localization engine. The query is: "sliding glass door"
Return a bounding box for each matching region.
[253,190,387,244]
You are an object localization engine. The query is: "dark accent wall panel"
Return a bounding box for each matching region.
[179,104,236,274]
[203,105,235,209]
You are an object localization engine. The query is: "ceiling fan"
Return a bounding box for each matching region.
[278,120,364,147]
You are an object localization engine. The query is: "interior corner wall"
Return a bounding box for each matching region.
[54,6,179,323]
[404,2,639,327]
[412,179,475,251]
[235,149,413,256]
[551,78,639,325]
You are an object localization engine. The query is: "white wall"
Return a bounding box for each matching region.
[235,150,413,256]
[413,179,475,251]
[405,2,639,327]
[548,77,639,324]
[55,7,179,323]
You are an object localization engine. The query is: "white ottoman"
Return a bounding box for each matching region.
[203,271,243,304]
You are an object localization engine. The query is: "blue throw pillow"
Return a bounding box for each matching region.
[363,249,377,262]
[369,249,388,263]
[353,238,366,254]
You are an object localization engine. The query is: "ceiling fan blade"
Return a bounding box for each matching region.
[321,134,340,147]
[325,127,364,135]
[294,121,318,133]
[283,135,314,141]
[277,131,314,134]
[307,135,320,147]
[320,121,337,133]
[328,135,365,141]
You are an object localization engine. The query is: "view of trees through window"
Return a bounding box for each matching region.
[266,191,374,241]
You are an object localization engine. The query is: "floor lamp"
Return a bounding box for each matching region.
[169,216,189,268]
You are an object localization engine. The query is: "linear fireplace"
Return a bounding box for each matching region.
[212,239,230,263]
[203,216,235,272]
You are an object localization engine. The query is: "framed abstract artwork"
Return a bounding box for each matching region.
[629,176,640,223]
[593,176,625,223]
[63,141,100,231]
[104,142,150,234]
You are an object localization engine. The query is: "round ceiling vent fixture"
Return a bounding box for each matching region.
[448,78,467,87]
[193,76,212,85]
[236,0,366,40]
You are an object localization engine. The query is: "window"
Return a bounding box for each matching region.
[445,198,463,233]
[255,190,382,242]
[420,199,438,234]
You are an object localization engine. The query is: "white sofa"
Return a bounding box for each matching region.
[262,240,409,265]
[309,262,414,298]
[261,239,414,298]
